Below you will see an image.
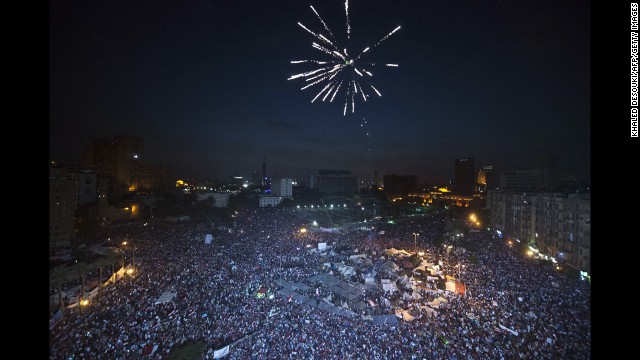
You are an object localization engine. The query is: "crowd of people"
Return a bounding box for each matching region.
[49,207,590,359]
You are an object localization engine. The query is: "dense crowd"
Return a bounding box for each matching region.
[49,207,590,359]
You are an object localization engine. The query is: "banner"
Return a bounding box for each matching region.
[499,324,519,336]
[49,309,63,330]
[214,345,230,358]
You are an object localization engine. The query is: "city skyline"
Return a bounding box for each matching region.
[50,0,590,183]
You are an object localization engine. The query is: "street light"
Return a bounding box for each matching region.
[80,298,89,314]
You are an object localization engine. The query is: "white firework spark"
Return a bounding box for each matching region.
[289,1,401,115]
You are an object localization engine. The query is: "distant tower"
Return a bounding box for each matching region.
[262,156,267,186]
[373,170,379,187]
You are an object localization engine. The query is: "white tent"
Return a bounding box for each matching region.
[154,291,177,305]
[381,279,398,294]
[336,264,356,277]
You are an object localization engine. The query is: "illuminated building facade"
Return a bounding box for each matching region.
[481,165,495,188]
[477,169,486,187]
[272,178,293,198]
[259,195,283,207]
[487,190,590,272]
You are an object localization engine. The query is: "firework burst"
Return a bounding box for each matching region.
[288,0,401,116]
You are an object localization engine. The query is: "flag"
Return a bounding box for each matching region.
[213,345,230,358]
[49,309,63,330]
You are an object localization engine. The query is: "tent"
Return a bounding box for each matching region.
[372,314,400,325]
[396,308,416,321]
[381,279,398,294]
[155,291,177,305]
[428,297,448,308]
[445,281,456,292]
[383,261,400,272]
[351,301,368,311]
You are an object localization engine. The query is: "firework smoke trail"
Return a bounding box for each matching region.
[360,118,372,151]
[310,5,336,42]
[345,0,351,39]
[353,26,402,63]
[330,81,342,102]
[289,1,400,115]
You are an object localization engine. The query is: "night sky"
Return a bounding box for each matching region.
[50,0,590,183]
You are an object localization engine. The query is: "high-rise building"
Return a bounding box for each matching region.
[535,157,556,191]
[77,170,98,205]
[91,137,117,178]
[113,135,144,187]
[309,170,358,195]
[373,170,379,187]
[49,165,78,250]
[454,158,475,195]
[90,135,144,192]
[477,169,487,186]
[272,178,293,198]
[487,189,590,273]
[477,165,495,191]
[482,165,495,188]
[130,163,168,193]
[499,170,543,191]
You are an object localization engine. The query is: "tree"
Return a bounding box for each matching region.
[50,265,71,318]
[105,248,123,284]
[71,261,91,314]
[278,198,294,208]
[91,256,112,302]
